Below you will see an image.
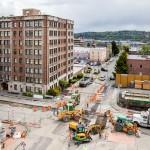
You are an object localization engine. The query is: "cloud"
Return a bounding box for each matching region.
[0,0,150,32]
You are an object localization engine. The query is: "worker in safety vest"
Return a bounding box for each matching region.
[82,146,87,150]
[79,118,82,124]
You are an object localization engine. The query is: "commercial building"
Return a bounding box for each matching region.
[0,8,74,94]
[127,55,150,75]
[74,46,90,60]
[89,47,109,62]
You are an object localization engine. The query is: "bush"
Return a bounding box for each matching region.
[73,76,77,79]
[77,73,83,79]
[53,88,60,96]
[23,92,33,97]
[59,80,69,88]
[69,79,72,83]
[47,88,60,96]
[70,79,77,84]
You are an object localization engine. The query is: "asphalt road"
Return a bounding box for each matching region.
[1,56,150,150]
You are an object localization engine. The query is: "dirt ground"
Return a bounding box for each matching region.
[1,122,25,150]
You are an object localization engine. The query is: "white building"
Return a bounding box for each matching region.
[90,47,109,62]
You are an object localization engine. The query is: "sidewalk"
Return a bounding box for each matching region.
[0,90,59,108]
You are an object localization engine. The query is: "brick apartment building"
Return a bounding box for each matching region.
[127,55,150,75]
[0,8,74,94]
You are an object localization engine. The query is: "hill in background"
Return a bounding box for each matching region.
[74,30,150,42]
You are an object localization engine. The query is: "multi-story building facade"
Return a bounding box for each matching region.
[127,55,150,75]
[0,8,74,94]
[74,46,90,60]
[89,47,109,62]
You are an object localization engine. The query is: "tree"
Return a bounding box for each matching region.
[139,45,150,55]
[111,41,120,56]
[123,45,130,53]
[87,43,91,47]
[115,51,128,74]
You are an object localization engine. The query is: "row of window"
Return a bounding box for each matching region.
[0,74,11,80]
[130,64,143,68]
[26,68,42,74]
[0,39,73,46]
[0,49,10,54]
[0,21,73,29]
[49,21,73,29]
[0,57,11,63]
[26,86,42,93]
[0,66,11,71]
[0,30,73,37]
[0,31,10,37]
[0,46,73,55]
[26,59,42,65]
[26,77,42,83]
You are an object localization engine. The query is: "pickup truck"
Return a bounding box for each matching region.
[79,76,93,87]
[131,109,150,127]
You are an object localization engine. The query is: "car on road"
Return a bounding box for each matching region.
[101,67,108,72]
[109,58,114,62]
[110,76,115,80]
[94,68,100,74]
[99,75,105,81]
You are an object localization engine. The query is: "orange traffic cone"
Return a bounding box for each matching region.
[42,106,46,112]
[47,106,51,111]
[33,106,37,112]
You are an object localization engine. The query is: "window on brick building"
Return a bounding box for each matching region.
[14,49,17,54]
[14,84,17,90]
[14,76,17,81]
[130,64,132,68]
[19,22,22,27]
[140,65,142,68]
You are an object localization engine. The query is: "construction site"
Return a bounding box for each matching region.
[0,80,150,150]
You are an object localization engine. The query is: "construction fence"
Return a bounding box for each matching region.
[116,74,150,89]
[0,109,42,128]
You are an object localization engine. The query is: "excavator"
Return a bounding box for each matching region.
[72,124,103,144]
[54,103,84,122]
[107,111,141,136]
[69,111,109,144]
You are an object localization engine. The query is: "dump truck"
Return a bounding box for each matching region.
[132,108,150,127]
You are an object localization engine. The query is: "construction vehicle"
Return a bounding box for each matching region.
[69,93,80,106]
[132,108,150,127]
[56,103,83,122]
[109,113,140,136]
[69,111,108,132]
[72,124,103,144]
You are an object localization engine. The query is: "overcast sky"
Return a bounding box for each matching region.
[1,0,150,33]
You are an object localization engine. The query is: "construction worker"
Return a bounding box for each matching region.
[86,102,89,108]
[82,146,87,150]
[79,118,82,124]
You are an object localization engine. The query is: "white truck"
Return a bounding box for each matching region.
[132,109,150,127]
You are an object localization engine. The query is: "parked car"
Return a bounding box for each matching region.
[101,67,108,72]
[110,76,115,80]
[99,75,105,81]
[94,68,100,74]
[109,58,114,62]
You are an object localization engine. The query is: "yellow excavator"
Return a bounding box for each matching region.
[71,123,103,144]
[69,111,109,144]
